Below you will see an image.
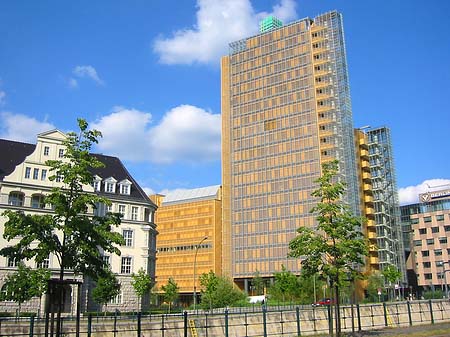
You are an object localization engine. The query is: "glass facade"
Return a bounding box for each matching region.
[222,11,360,281]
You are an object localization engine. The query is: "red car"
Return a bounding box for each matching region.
[314,298,335,306]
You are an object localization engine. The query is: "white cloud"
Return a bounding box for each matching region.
[398,179,450,205]
[0,112,55,143]
[72,65,104,85]
[68,78,78,88]
[142,186,156,196]
[153,0,297,65]
[91,104,221,164]
[0,91,5,105]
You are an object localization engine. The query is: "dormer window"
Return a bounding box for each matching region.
[119,179,132,195]
[104,177,117,193]
[92,175,102,192]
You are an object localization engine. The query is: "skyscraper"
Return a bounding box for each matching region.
[221,11,360,288]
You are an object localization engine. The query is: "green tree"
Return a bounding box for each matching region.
[0,264,50,314]
[199,271,246,310]
[131,268,153,311]
[268,265,299,303]
[288,160,369,337]
[382,265,402,301]
[366,271,385,302]
[92,270,121,314]
[161,277,179,313]
[251,270,265,296]
[0,119,125,333]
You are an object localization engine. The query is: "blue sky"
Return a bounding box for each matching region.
[1,0,449,204]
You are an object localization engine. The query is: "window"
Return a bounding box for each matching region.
[424,273,432,280]
[31,195,45,209]
[436,214,445,221]
[56,173,62,183]
[439,237,448,244]
[426,238,434,245]
[413,240,422,247]
[423,262,431,268]
[107,204,113,213]
[432,227,439,233]
[44,146,49,156]
[58,149,64,158]
[422,250,429,257]
[41,169,47,181]
[445,226,450,232]
[118,205,126,217]
[411,218,419,224]
[8,192,24,206]
[424,216,432,223]
[121,257,132,274]
[419,228,427,235]
[33,168,39,180]
[93,181,100,191]
[106,182,115,193]
[434,249,443,256]
[120,185,130,195]
[109,292,122,304]
[37,257,50,269]
[131,207,139,221]
[122,230,133,247]
[25,167,31,179]
[102,255,110,267]
[7,257,19,268]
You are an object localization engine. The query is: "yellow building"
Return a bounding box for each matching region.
[221,11,361,290]
[151,186,222,305]
[354,129,379,273]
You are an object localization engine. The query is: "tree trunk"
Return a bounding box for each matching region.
[335,283,341,337]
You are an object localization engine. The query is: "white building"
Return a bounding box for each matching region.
[0,129,158,313]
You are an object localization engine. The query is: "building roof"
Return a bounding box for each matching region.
[0,139,35,179]
[0,138,155,207]
[163,185,220,205]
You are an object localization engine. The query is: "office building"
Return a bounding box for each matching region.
[401,187,450,294]
[366,127,406,283]
[221,11,360,288]
[0,130,158,313]
[151,186,222,305]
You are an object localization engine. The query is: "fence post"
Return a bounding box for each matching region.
[356,304,361,331]
[113,311,117,337]
[429,300,434,324]
[29,314,35,337]
[296,306,301,336]
[262,306,267,337]
[87,313,92,337]
[184,311,188,337]
[383,302,388,327]
[407,301,412,326]
[225,309,229,337]
[137,312,141,337]
[327,304,333,336]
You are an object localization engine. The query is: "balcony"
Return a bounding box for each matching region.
[362,171,371,181]
[368,231,377,239]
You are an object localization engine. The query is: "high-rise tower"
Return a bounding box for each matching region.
[221,11,360,288]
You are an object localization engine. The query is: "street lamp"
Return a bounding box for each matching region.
[193,236,208,311]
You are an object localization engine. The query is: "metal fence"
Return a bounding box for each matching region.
[1,299,449,337]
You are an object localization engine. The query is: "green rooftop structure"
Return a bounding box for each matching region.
[259,16,283,33]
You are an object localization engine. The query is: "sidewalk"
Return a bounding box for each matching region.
[349,322,450,336]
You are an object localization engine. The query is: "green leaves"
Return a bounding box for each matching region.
[92,269,121,306]
[161,277,179,312]
[199,271,246,309]
[289,159,369,286]
[131,268,153,297]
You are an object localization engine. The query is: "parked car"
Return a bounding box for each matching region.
[313,298,335,306]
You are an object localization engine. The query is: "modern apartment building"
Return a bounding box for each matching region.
[354,130,378,274]
[151,186,222,305]
[365,127,406,283]
[401,187,450,294]
[0,130,158,313]
[221,11,360,289]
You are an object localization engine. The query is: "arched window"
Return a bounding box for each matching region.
[31,194,46,209]
[8,192,24,206]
